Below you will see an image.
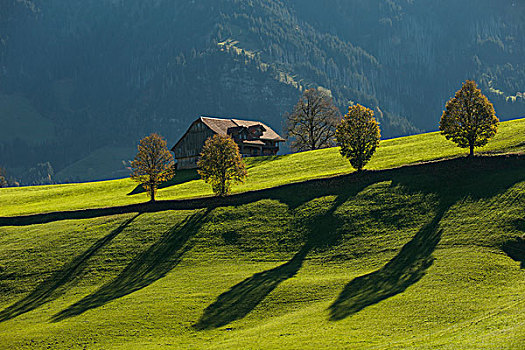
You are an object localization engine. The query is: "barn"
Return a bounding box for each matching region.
[171,116,285,169]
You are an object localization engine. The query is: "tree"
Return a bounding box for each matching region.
[131,133,175,202]
[285,88,341,152]
[0,167,7,188]
[197,134,247,196]
[440,80,499,157]
[27,162,54,185]
[335,104,381,172]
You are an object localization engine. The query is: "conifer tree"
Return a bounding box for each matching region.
[336,104,381,171]
[198,134,247,196]
[131,133,175,202]
[0,167,7,188]
[440,80,499,157]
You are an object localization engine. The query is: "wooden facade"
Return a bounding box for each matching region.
[171,116,285,169]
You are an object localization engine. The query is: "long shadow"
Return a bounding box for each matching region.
[193,155,525,329]
[501,218,525,268]
[328,154,525,321]
[502,237,525,268]
[2,154,523,227]
[0,214,138,323]
[127,169,200,196]
[0,168,379,226]
[328,204,449,321]
[52,210,209,322]
[194,246,309,330]
[194,181,366,330]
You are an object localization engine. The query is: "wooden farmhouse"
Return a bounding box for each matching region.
[171,116,285,169]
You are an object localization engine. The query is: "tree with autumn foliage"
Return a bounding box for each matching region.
[336,104,381,172]
[285,88,342,152]
[440,80,499,157]
[131,133,175,202]
[197,134,247,196]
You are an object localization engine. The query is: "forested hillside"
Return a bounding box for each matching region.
[1,0,524,183]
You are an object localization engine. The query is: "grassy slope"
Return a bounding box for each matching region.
[0,120,524,349]
[1,118,524,217]
[54,146,136,183]
[0,94,55,143]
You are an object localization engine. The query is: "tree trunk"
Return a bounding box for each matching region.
[149,187,155,202]
[220,171,226,196]
[469,143,474,157]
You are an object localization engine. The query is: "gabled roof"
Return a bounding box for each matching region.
[200,116,238,135]
[172,116,285,152]
[241,140,265,146]
[230,119,284,141]
[199,116,284,141]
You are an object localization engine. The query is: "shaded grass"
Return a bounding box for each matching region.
[329,205,446,320]
[194,188,360,330]
[502,237,525,269]
[0,120,524,348]
[0,214,138,322]
[127,169,200,196]
[1,118,524,217]
[194,246,310,330]
[1,154,523,228]
[0,94,55,143]
[52,210,209,321]
[0,166,523,348]
[55,146,136,183]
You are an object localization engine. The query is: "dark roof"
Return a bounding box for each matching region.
[241,140,265,146]
[199,117,238,135]
[201,116,285,142]
[172,116,285,152]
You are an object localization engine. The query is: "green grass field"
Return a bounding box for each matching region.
[1,118,524,217]
[0,119,524,349]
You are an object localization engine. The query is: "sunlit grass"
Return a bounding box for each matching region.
[0,157,523,349]
[1,118,523,217]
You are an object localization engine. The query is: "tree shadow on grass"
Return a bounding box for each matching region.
[52,209,209,322]
[127,169,200,196]
[328,156,525,321]
[194,182,367,330]
[501,218,525,268]
[194,246,309,330]
[3,155,523,228]
[328,204,449,321]
[0,214,139,323]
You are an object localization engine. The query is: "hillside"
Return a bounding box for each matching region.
[1,0,524,181]
[1,117,524,217]
[0,122,524,349]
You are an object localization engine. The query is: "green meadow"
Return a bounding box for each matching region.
[0,118,524,349]
[1,118,524,217]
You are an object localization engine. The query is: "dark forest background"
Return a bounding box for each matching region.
[0,0,524,184]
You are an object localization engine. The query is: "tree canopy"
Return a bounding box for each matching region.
[336,104,381,171]
[440,80,499,157]
[285,88,342,152]
[130,133,175,202]
[197,134,247,196]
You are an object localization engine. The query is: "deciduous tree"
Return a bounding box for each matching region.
[285,88,341,152]
[198,134,247,196]
[440,80,499,157]
[131,133,175,202]
[336,104,381,171]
